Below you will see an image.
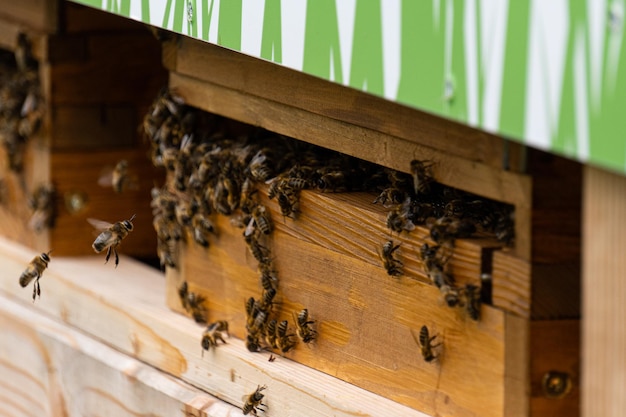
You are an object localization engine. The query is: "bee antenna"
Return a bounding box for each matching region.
[129,214,137,221]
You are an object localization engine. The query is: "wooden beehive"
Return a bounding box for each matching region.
[154,36,581,417]
[0,1,167,259]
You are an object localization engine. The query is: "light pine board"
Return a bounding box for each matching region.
[0,236,430,417]
[582,166,626,417]
[0,293,238,417]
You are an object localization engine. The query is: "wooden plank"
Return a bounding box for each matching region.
[0,294,239,417]
[173,37,522,173]
[50,105,137,149]
[49,32,166,106]
[253,187,496,287]
[582,166,626,417]
[0,0,57,33]
[49,147,164,257]
[530,320,580,417]
[504,314,529,417]
[0,236,431,417]
[492,251,531,318]
[177,228,510,416]
[169,72,532,261]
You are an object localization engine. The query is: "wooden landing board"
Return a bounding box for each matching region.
[0,294,238,417]
[169,71,532,260]
[164,184,529,417]
[0,237,431,417]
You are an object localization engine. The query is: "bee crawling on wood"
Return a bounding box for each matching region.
[462,284,481,321]
[178,281,208,324]
[242,385,267,416]
[88,214,136,267]
[379,240,403,277]
[294,308,317,345]
[411,325,441,363]
[19,250,52,302]
[201,320,229,355]
[410,159,435,195]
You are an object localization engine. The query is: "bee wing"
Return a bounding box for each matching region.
[97,166,114,187]
[19,264,37,287]
[87,218,114,230]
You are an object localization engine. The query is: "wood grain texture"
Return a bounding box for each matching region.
[163,180,528,417]
[255,187,497,287]
[582,166,626,417]
[173,37,521,173]
[0,293,239,417]
[492,251,531,318]
[169,72,532,260]
[0,237,430,417]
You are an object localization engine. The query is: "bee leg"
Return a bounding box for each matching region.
[105,246,112,264]
[114,248,119,267]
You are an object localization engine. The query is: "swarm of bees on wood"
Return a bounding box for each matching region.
[0,34,44,173]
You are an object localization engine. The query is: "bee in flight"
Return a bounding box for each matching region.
[98,159,138,193]
[19,251,52,302]
[88,215,136,267]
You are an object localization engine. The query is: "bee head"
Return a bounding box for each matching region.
[123,214,136,231]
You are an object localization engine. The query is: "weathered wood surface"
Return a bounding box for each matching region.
[169,72,533,260]
[172,37,525,173]
[582,166,626,417]
[0,237,430,417]
[165,187,528,417]
[0,293,239,417]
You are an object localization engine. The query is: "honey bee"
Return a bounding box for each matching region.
[380,240,403,277]
[411,325,440,363]
[201,320,229,355]
[264,319,279,349]
[246,334,262,352]
[386,198,416,233]
[244,233,270,265]
[275,320,296,354]
[242,385,267,416]
[191,213,216,247]
[248,149,274,181]
[428,216,476,246]
[259,287,277,313]
[463,284,481,320]
[317,171,348,192]
[88,215,136,267]
[27,184,56,233]
[98,160,138,193]
[419,243,452,287]
[15,33,36,73]
[373,187,406,207]
[294,309,317,344]
[178,282,208,324]
[410,160,435,195]
[251,204,272,235]
[19,251,51,302]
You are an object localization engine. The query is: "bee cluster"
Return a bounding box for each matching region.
[0,34,44,173]
[143,88,515,363]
